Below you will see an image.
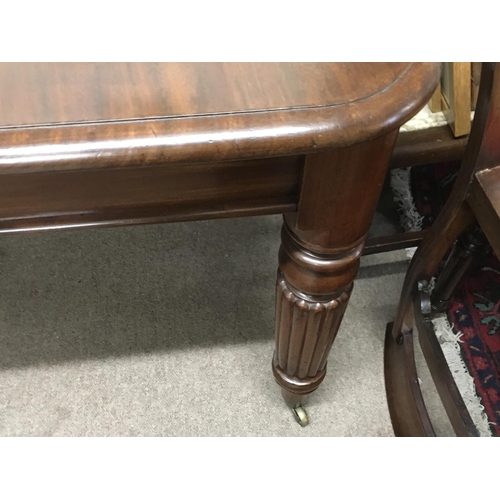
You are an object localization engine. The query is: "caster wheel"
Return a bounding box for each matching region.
[292,405,309,427]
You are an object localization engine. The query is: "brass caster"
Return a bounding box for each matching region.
[292,405,309,427]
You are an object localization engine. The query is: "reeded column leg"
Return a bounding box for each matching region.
[272,223,359,425]
[272,132,399,425]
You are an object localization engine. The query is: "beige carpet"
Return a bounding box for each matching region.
[0,213,437,436]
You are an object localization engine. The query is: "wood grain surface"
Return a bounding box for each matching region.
[0,63,440,173]
[0,62,418,127]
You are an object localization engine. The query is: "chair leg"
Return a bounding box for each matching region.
[391,202,475,341]
[431,224,489,312]
[384,322,436,437]
[386,203,475,435]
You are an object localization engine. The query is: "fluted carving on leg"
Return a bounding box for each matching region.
[272,221,358,398]
[272,136,398,414]
[274,275,350,380]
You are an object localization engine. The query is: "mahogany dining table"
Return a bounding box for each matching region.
[0,63,440,426]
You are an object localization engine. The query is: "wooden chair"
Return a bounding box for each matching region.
[385,62,500,436]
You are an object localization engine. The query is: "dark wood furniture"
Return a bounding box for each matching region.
[385,62,500,436]
[377,64,482,258]
[367,65,477,257]
[364,124,469,256]
[0,63,440,427]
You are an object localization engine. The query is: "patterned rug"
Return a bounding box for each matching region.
[393,162,500,436]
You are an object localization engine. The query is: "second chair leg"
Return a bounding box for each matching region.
[431,224,489,312]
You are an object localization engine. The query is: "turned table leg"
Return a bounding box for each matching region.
[272,132,399,426]
[272,222,358,425]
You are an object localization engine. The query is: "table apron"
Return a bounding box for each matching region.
[0,156,302,233]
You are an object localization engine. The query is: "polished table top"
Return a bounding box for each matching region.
[0,63,427,126]
[0,63,439,173]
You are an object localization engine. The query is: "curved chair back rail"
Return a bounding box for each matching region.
[386,62,500,436]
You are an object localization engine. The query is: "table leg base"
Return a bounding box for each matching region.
[281,389,310,427]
